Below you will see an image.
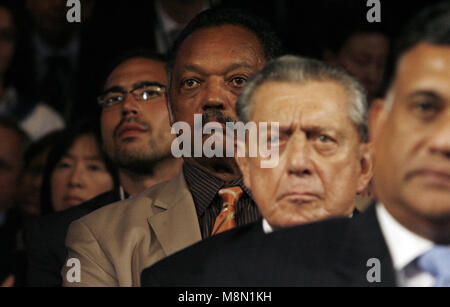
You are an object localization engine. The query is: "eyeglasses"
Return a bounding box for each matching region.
[97,83,167,109]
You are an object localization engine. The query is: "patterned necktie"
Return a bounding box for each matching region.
[417,245,450,287]
[211,186,243,236]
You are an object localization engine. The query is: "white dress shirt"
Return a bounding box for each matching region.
[262,218,273,234]
[376,203,440,287]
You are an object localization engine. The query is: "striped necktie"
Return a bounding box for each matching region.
[211,186,243,236]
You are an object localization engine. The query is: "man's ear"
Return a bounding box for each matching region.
[235,155,251,190]
[368,98,388,144]
[356,142,374,194]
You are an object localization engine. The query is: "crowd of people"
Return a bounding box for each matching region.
[0,0,448,288]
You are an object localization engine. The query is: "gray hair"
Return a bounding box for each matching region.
[236,55,369,142]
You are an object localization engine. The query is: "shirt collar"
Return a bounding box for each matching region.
[183,162,250,216]
[262,218,273,234]
[376,203,434,271]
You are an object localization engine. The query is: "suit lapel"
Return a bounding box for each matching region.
[147,171,202,256]
[333,203,397,286]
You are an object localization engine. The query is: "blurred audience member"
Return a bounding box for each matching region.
[9,0,111,122]
[0,2,64,140]
[40,121,117,214]
[322,19,390,102]
[17,131,61,218]
[0,116,29,286]
[153,0,210,53]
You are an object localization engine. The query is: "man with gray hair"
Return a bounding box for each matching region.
[140,55,373,286]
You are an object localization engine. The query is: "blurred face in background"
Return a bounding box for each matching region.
[100,57,173,174]
[0,126,23,212]
[17,148,51,216]
[26,0,95,45]
[0,6,15,77]
[51,133,114,212]
[326,32,389,100]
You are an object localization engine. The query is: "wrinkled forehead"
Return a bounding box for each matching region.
[250,81,352,123]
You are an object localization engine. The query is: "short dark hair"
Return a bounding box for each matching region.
[381,1,450,95]
[166,8,283,86]
[22,130,62,172]
[100,49,167,90]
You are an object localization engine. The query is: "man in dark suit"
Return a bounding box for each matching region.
[141,2,450,287]
[27,50,182,286]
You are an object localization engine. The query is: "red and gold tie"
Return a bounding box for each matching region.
[211,186,243,236]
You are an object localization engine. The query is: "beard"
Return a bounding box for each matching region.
[113,136,172,175]
[111,117,173,175]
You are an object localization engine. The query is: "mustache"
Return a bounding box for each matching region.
[114,117,151,137]
[201,109,235,125]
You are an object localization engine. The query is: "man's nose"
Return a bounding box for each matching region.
[429,113,450,159]
[286,133,315,177]
[201,79,228,111]
[121,94,140,117]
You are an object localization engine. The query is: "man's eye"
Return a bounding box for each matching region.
[318,135,332,142]
[417,102,437,112]
[230,77,247,88]
[269,135,280,144]
[104,94,123,105]
[413,101,440,119]
[182,79,200,89]
[140,90,161,100]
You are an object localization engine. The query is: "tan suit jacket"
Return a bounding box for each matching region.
[62,170,202,287]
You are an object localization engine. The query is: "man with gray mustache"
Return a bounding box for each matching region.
[62,8,283,286]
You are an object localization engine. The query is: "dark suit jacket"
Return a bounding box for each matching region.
[141,205,397,286]
[27,189,121,287]
[0,207,26,285]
